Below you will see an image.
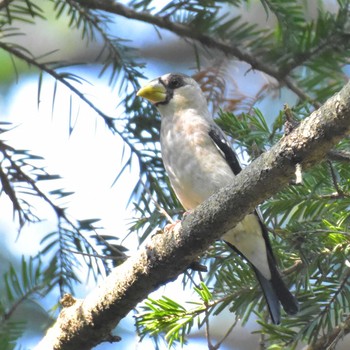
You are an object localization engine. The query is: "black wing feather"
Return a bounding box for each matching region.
[208,124,242,175]
[208,123,275,255]
[208,123,299,323]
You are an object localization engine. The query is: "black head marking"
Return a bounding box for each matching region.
[166,74,186,90]
[156,74,188,106]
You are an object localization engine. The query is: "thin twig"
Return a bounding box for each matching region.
[327,149,350,163]
[0,0,13,12]
[0,41,145,171]
[197,272,214,350]
[327,160,344,196]
[79,0,318,106]
[302,288,350,350]
[213,318,238,350]
[63,248,128,262]
[3,284,42,321]
[259,332,266,350]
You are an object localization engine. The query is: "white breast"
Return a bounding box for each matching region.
[160,109,234,210]
[159,105,271,279]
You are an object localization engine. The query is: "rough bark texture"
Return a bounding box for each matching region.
[36,82,350,350]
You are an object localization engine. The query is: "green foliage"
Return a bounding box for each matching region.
[0,256,48,349]
[0,0,44,25]
[137,282,213,348]
[0,0,350,349]
[216,108,279,157]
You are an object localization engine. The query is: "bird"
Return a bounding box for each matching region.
[137,73,299,324]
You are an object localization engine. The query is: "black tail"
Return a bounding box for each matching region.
[253,264,299,324]
[268,253,299,316]
[225,240,299,324]
[254,211,299,323]
[253,268,281,324]
[253,249,299,324]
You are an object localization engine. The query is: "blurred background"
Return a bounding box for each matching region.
[1,1,350,349]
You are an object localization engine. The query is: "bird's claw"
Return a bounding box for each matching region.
[164,220,181,234]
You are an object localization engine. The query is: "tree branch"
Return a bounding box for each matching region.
[35,77,350,349]
[327,149,350,162]
[0,0,13,12]
[77,0,317,105]
[302,315,350,350]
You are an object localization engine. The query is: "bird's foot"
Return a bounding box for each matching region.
[182,210,193,219]
[164,220,181,234]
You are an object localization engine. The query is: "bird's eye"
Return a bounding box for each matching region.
[168,75,184,89]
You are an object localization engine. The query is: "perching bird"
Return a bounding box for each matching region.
[137,73,299,324]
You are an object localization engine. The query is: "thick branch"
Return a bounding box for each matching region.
[36,78,350,349]
[78,0,315,104]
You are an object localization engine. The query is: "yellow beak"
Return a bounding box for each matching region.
[137,81,167,104]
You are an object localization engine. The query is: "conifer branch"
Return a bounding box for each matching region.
[37,79,350,350]
[303,315,350,350]
[78,0,317,105]
[0,0,13,11]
